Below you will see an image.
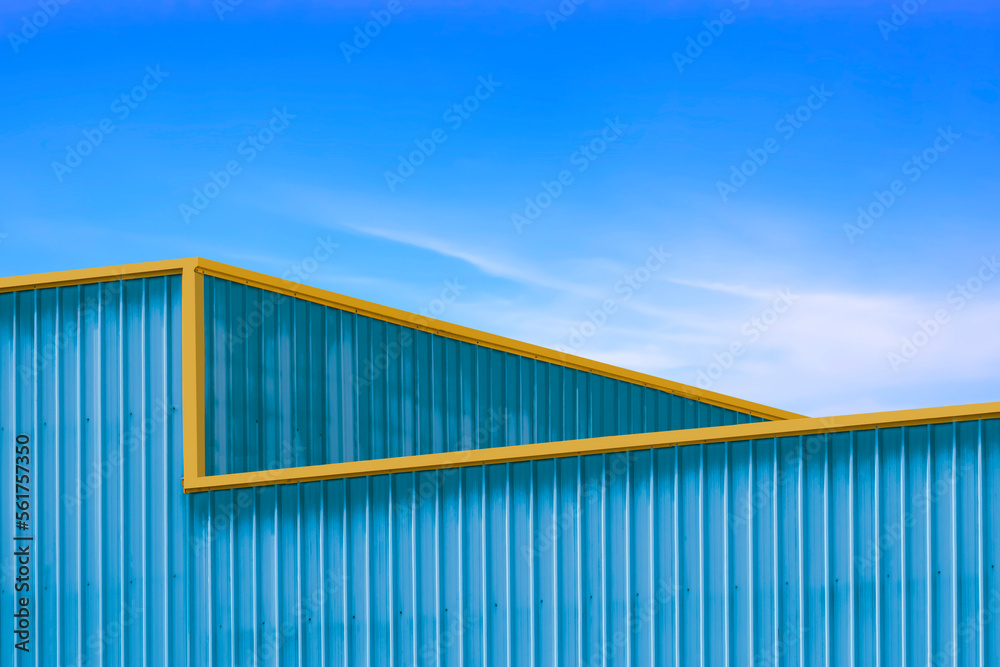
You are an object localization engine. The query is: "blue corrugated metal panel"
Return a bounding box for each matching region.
[183,420,999,665]
[3,278,999,664]
[0,277,186,666]
[204,275,763,476]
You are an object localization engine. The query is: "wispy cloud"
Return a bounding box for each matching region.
[334,220,602,297]
[221,181,1000,417]
[666,277,781,300]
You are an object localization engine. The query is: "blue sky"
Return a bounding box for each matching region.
[1,0,997,417]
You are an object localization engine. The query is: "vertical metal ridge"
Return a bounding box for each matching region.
[576,456,583,667]
[297,483,305,666]
[479,466,487,667]
[118,278,126,665]
[824,433,830,667]
[228,490,237,666]
[798,435,805,667]
[650,447,657,666]
[459,465,466,667]
[387,474,394,667]
[624,452,632,667]
[32,288,40,667]
[433,469,441,667]
[976,419,984,667]
[161,278,171,666]
[76,286,85,665]
[925,426,932,665]
[96,283,106,667]
[406,471,415,667]
[343,477,350,667]
[950,421,958,667]
[771,438,778,667]
[600,455,607,667]
[748,436,756,667]
[505,463,512,667]
[365,476,372,667]
[900,427,907,667]
[674,446,680,667]
[699,442,706,667]
[723,441,731,667]
[54,286,63,666]
[874,429,881,667]
[528,461,536,667]
[549,459,557,666]
[141,280,150,664]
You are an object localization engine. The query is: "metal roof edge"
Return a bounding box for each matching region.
[0,258,189,292]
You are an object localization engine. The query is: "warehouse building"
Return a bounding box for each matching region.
[1,257,997,665]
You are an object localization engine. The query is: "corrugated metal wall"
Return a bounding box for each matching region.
[204,275,763,476]
[3,277,999,666]
[0,277,187,666]
[187,420,1000,666]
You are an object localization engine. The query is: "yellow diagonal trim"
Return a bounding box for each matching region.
[195,257,804,421]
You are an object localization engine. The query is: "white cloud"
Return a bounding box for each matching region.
[258,183,1000,418]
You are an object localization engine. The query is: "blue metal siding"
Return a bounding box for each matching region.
[2,277,999,665]
[183,420,999,666]
[203,275,763,476]
[0,277,186,666]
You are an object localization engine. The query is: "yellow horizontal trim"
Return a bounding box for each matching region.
[0,259,187,293]
[183,400,1000,492]
[194,257,804,421]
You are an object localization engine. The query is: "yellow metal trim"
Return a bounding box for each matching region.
[194,257,805,421]
[0,257,202,491]
[181,259,206,488]
[0,259,186,293]
[1,255,807,494]
[184,401,1000,492]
